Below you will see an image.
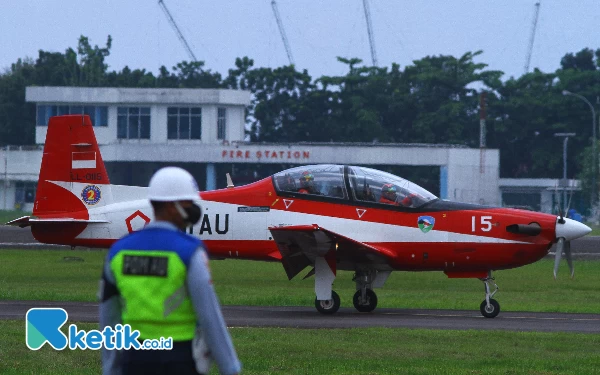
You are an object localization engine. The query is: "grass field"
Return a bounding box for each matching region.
[2,320,599,375]
[2,249,600,374]
[1,249,600,313]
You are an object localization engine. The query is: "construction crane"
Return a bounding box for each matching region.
[362,0,377,66]
[271,0,294,65]
[524,1,541,74]
[158,0,198,62]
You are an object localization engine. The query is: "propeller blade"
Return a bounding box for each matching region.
[566,182,574,215]
[564,240,574,279]
[554,238,564,279]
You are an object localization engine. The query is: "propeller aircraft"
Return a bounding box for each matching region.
[7,115,592,318]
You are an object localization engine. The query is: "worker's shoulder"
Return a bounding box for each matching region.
[171,229,202,247]
[108,227,202,259]
[168,231,205,267]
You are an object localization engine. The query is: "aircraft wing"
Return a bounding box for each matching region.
[268,224,396,280]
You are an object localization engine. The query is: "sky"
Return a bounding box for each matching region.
[1,0,599,81]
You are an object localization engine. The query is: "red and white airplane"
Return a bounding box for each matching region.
[7,115,592,318]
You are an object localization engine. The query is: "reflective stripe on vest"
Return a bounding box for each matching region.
[111,249,196,341]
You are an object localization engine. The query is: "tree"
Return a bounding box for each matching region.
[560,48,597,71]
[77,35,112,86]
[0,59,37,145]
[3,36,600,214]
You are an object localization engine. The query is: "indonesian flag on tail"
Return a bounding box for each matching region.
[72,151,96,169]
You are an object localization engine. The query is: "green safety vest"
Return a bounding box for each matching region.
[110,249,196,341]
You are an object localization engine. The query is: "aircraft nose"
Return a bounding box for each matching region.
[555,217,592,241]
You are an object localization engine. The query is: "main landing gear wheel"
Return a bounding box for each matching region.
[315,290,340,314]
[353,289,378,312]
[480,299,500,318]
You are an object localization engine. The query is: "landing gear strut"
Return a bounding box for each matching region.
[479,272,500,318]
[352,270,378,312]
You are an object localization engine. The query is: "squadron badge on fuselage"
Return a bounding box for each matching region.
[418,216,435,233]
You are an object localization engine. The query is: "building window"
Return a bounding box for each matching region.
[167,107,201,140]
[36,104,108,126]
[117,107,151,139]
[217,107,226,140]
[15,181,36,204]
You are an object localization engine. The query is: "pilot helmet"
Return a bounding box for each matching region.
[300,171,314,186]
[381,183,397,198]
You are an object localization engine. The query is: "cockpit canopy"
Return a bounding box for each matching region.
[273,164,438,208]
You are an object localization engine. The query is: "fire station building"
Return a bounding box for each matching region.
[0,86,577,213]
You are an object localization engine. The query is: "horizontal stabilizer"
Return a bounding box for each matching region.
[4,216,32,228]
[5,216,109,228]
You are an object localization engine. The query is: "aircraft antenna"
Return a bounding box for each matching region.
[158,0,198,62]
[524,1,541,74]
[271,0,295,65]
[362,0,378,66]
[226,173,235,188]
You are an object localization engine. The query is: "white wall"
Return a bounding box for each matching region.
[29,87,252,146]
[36,104,247,146]
[0,184,16,210]
[0,149,42,180]
[446,149,500,206]
[227,106,245,142]
[202,106,217,143]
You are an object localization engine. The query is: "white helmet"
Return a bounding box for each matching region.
[148,167,200,202]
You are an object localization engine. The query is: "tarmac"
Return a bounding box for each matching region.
[3,300,599,333]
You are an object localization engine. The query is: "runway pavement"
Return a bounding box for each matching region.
[2,300,599,333]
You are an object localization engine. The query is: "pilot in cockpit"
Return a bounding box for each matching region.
[380,183,414,206]
[298,170,319,194]
[379,184,399,205]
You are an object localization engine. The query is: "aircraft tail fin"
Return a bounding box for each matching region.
[34,115,110,218]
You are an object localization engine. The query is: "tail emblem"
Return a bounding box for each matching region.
[81,185,102,205]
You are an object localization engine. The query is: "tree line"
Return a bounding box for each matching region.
[1,35,600,189]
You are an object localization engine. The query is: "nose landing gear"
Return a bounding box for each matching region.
[479,272,500,318]
[352,270,378,312]
[353,289,377,312]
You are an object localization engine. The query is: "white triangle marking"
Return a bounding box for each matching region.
[284,199,294,209]
[356,209,366,218]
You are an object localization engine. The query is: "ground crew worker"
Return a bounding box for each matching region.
[99,166,241,375]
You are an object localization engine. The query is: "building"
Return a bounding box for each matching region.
[0,86,577,213]
[499,178,582,214]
